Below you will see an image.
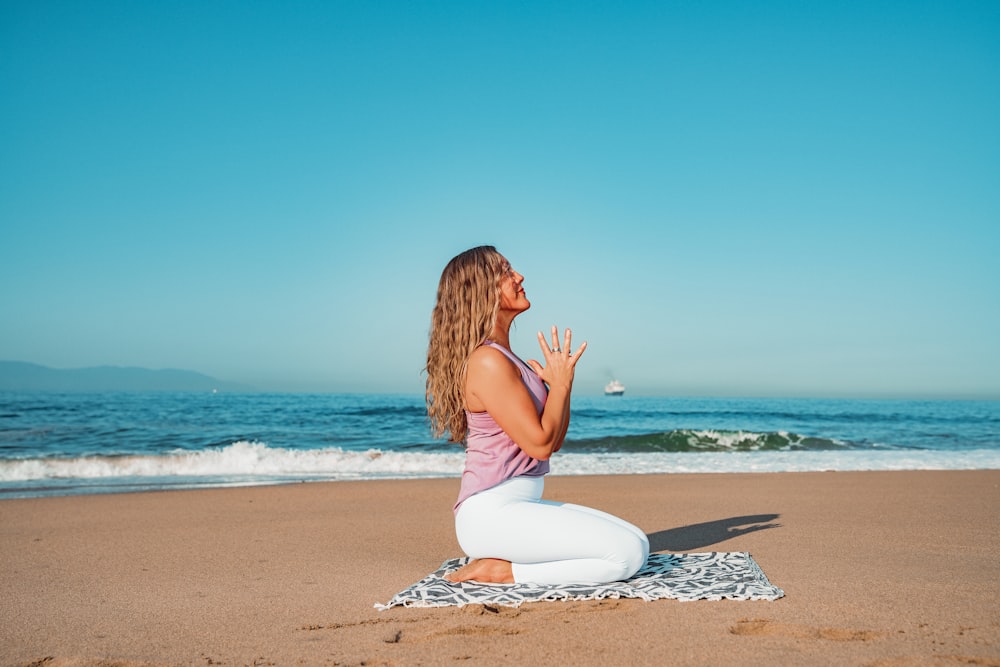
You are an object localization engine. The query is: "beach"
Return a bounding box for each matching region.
[2,470,998,666]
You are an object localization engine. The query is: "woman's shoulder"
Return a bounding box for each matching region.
[467,344,527,386]
[468,342,515,368]
[466,344,524,413]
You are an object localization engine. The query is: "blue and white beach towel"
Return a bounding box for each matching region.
[377,552,784,610]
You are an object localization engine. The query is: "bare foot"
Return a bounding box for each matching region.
[444,558,515,584]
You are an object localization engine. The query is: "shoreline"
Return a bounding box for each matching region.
[5,454,1000,502]
[2,470,998,665]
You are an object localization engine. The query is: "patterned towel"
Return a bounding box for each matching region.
[375,552,783,610]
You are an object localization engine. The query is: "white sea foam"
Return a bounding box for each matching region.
[552,449,1000,475]
[1,440,997,488]
[0,440,466,483]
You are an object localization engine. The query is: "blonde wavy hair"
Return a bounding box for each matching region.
[425,245,509,443]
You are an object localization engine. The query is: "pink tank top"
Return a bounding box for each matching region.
[454,341,550,512]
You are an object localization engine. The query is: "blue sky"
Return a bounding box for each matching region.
[2,1,998,398]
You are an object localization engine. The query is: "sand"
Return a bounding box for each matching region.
[1,470,998,666]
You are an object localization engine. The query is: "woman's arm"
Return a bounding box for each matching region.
[533,327,584,455]
[553,392,572,453]
[466,327,585,461]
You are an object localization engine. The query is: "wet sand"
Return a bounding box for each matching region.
[2,470,998,666]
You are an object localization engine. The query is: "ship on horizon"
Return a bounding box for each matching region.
[604,379,625,396]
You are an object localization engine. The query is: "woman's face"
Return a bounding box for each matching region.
[498,259,530,314]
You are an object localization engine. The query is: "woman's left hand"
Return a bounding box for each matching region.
[527,325,587,389]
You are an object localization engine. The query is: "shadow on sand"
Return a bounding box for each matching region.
[646,514,781,552]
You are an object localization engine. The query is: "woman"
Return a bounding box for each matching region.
[425,245,649,585]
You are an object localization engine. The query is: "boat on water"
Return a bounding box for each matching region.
[604,379,625,396]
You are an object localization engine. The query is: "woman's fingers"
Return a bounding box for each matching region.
[533,327,586,383]
[536,330,552,356]
[536,327,587,362]
[562,328,587,364]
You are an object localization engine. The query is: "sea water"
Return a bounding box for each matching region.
[0,392,997,498]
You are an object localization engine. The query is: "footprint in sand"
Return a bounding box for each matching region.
[730,618,884,641]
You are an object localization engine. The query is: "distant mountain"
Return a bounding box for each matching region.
[0,361,254,393]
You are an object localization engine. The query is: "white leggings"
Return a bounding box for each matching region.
[454,476,649,585]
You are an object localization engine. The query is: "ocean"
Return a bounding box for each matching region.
[1,392,997,499]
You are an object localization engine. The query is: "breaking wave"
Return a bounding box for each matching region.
[2,435,997,500]
[0,440,465,484]
[563,429,853,453]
